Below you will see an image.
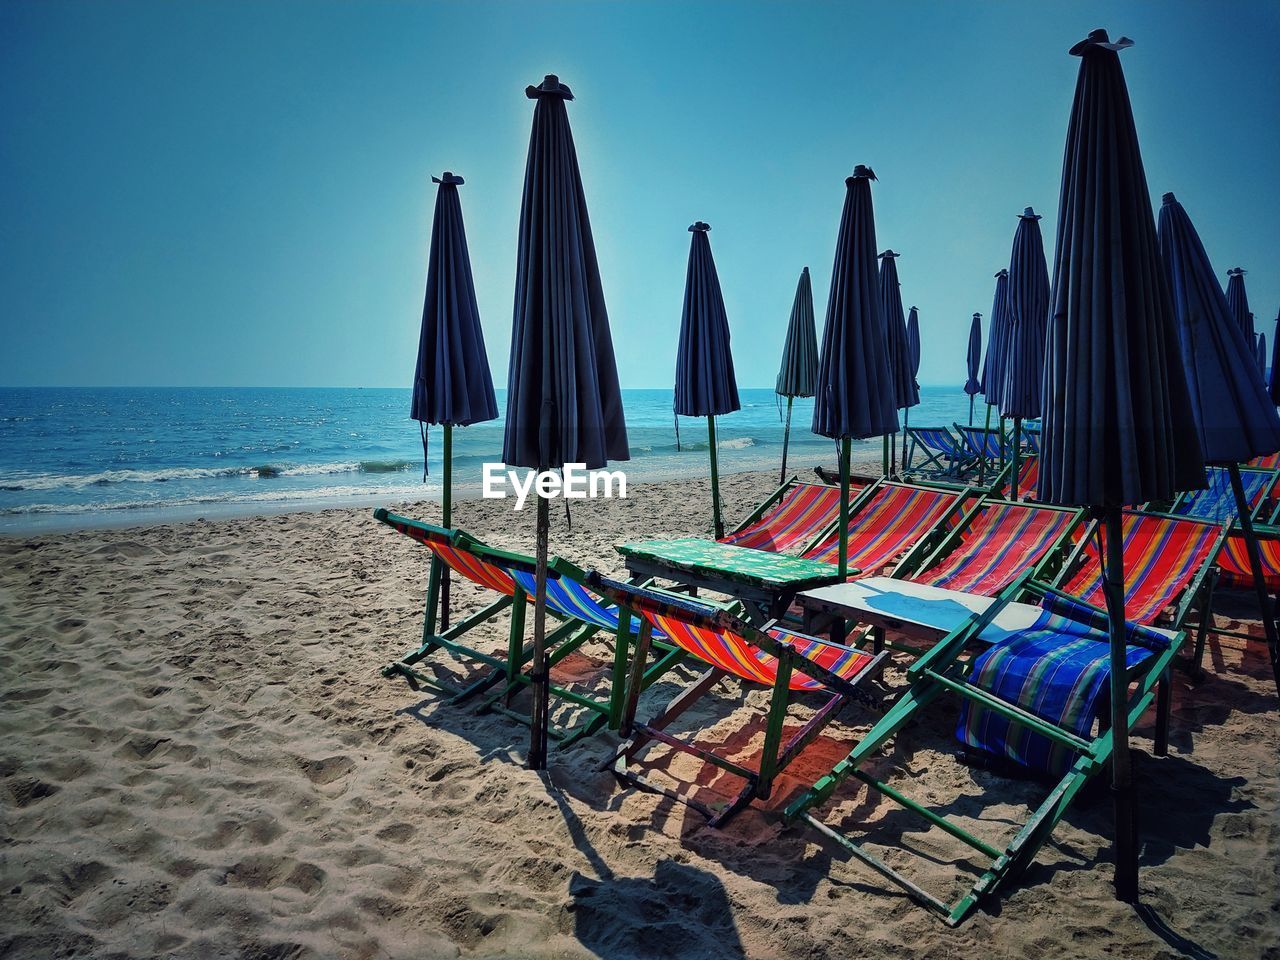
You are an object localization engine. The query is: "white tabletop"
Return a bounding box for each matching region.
[798,576,1176,643]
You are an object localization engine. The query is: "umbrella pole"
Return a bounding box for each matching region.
[1010,418,1021,502]
[780,396,793,486]
[838,438,851,580]
[978,404,992,485]
[1227,463,1280,696]
[708,416,724,539]
[441,423,452,628]
[881,435,889,478]
[902,408,911,473]
[890,432,898,479]
[528,493,551,770]
[998,416,1007,474]
[968,394,975,427]
[1100,508,1139,903]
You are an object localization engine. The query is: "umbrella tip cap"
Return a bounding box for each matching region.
[995,268,1008,278]
[849,164,877,182]
[688,221,711,233]
[527,75,574,100]
[432,171,465,186]
[1070,28,1134,55]
[878,249,899,259]
[1228,267,1246,277]
[1020,206,1041,220]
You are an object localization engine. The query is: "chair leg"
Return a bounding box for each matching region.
[1154,670,1170,757]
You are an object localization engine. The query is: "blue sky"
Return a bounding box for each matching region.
[2,0,1277,389]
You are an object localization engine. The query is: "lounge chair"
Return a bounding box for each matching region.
[903,426,974,477]
[586,573,888,826]
[801,480,971,578]
[1217,523,1280,592]
[375,509,684,745]
[895,498,1082,598]
[718,478,863,554]
[955,423,1007,464]
[785,577,1181,925]
[1171,465,1277,522]
[1053,510,1226,671]
[1249,452,1280,471]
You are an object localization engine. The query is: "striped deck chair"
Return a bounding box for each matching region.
[802,481,969,578]
[955,424,1006,462]
[719,479,860,554]
[1217,525,1280,591]
[587,573,888,827]
[785,578,1182,925]
[374,509,684,745]
[900,499,1081,599]
[904,426,973,477]
[1055,510,1226,673]
[1250,452,1280,470]
[1171,465,1276,522]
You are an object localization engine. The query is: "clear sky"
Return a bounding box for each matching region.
[2,0,1277,389]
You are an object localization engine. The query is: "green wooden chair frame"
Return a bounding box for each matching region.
[783,573,1183,925]
[374,509,686,747]
[587,572,889,827]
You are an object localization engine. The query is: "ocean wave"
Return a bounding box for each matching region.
[0,460,414,491]
[0,481,432,517]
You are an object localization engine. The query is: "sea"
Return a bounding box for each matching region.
[0,386,978,534]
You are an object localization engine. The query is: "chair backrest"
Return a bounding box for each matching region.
[586,574,866,692]
[719,481,856,553]
[509,567,625,633]
[909,426,967,458]
[1015,456,1040,501]
[1062,511,1221,624]
[956,424,1005,460]
[1250,452,1280,470]
[804,482,963,573]
[377,509,528,597]
[916,501,1077,597]
[1173,466,1275,522]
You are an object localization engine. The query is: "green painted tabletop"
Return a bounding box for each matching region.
[618,538,845,589]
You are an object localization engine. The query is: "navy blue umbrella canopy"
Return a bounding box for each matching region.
[1226,268,1254,342]
[503,76,629,472]
[1259,333,1269,380]
[1156,193,1280,464]
[1271,314,1280,406]
[980,270,1011,406]
[675,222,741,417]
[411,173,499,439]
[776,267,818,398]
[812,167,898,441]
[1001,207,1050,420]
[964,313,983,396]
[906,306,921,400]
[1038,32,1204,508]
[879,251,919,410]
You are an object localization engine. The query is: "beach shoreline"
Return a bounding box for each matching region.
[2,467,1276,959]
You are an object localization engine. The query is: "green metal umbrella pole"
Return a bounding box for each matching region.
[708,415,724,539]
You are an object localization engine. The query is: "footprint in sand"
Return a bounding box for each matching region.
[295,754,354,787]
[7,777,61,807]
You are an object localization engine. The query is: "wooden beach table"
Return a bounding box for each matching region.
[616,538,846,621]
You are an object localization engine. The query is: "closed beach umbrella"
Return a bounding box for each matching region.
[879,250,916,474]
[1039,30,1205,902]
[1226,268,1254,342]
[411,171,499,626]
[902,305,922,470]
[978,269,1011,481]
[964,312,983,425]
[981,269,1011,409]
[1158,192,1280,695]
[675,221,741,538]
[1259,333,1268,381]
[1002,206,1051,499]
[812,165,898,577]
[504,74,630,769]
[1271,314,1280,406]
[775,266,818,483]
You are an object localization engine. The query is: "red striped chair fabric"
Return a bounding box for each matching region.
[1217,532,1280,590]
[719,482,859,553]
[803,484,961,575]
[383,516,518,595]
[917,502,1074,597]
[1016,456,1040,501]
[1062,512,1218,624]
[642,610,875,692]
[1249,452,1280,470]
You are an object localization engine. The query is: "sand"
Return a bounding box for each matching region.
[1,467,1277,960]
